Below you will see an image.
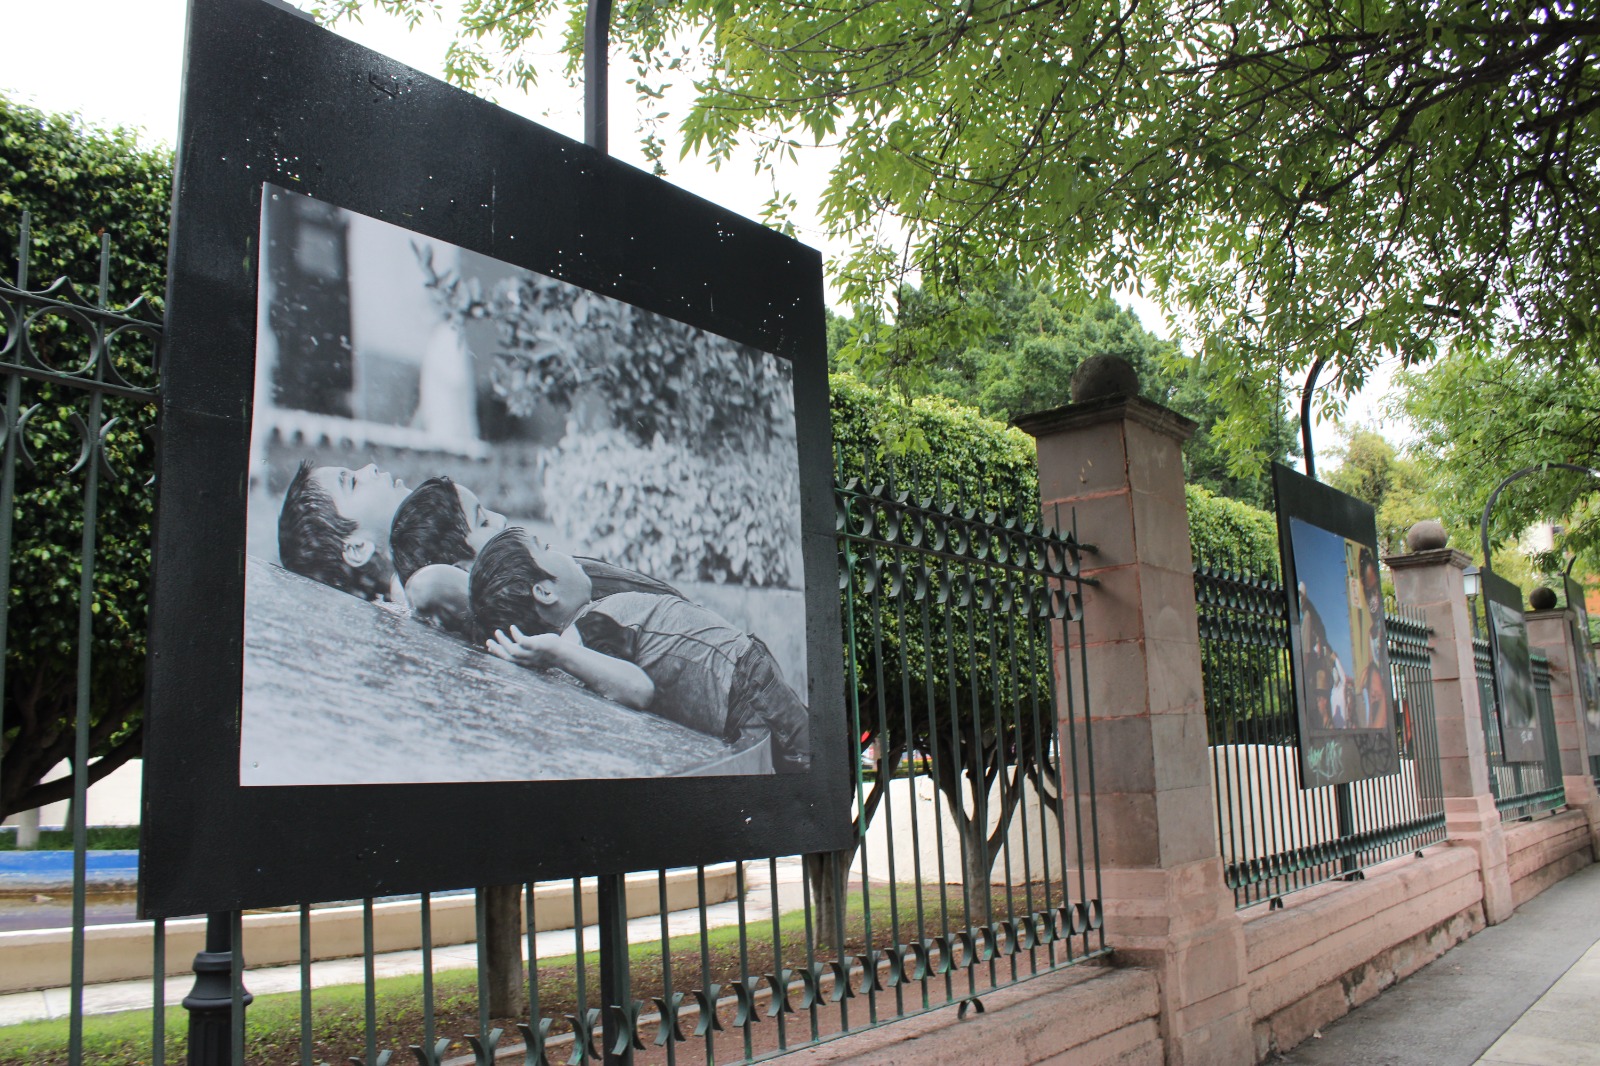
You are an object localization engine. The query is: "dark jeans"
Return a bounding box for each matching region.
[726,638,811,773]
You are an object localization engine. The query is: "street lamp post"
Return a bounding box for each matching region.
[582,6,634,1063]
[1299,356,1327,479]
[1478,463,1600,571]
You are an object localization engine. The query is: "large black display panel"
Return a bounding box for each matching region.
[1272,464,1402,787]
[141,0,850,918]
[1481,570,1544,763]
[1564,576,1600,757]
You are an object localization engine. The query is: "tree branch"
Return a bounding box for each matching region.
[7,727,143,819]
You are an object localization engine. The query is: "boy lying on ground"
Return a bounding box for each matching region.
[390,476,684,636]
[468,528,810,773]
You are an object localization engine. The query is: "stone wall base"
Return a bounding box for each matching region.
[1505,808,1594,908]
[1242,846,1485,1062]
[764,808,1596,1066]
[1562,775,1600,859]
[1251,903,1482,1060]
[772,964,1161,1066]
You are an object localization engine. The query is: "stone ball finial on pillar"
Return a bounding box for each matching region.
[1070,354,1140,403]
[1405,519,1448,552]
[1529,586,1558,611]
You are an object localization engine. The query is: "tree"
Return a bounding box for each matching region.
[823,375,1291,938]
[1324,427,1440,557]
[817,374,1050,942]
[881,286,1179,422]
[317,0,1600,468]
[0,94,170,821]
[1398,345,1600,577]
[829,284,1297,508]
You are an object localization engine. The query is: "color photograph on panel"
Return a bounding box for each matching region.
[1272,463,1402,788]
[1564,576,1600,754]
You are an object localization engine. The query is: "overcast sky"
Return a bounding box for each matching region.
[0,0,1405,466]
[0,0,849,264]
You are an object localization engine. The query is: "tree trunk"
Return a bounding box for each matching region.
[482,884,526,1019]
[942,765,1028,922]
[16,806,40,849]
[803,850,850,954]
[960,833,994,919]
[60,757,75,840]
[801,747,895,952]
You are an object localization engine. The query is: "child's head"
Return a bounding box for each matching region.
[1359,548,1382,614]
[469,527,592,641]
[405,563,474,637]
[390,476,508,584]
[279,460,396,599]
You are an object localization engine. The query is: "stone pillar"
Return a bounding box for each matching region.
[1017,364,1252,1066]
[1526,606,1600,857]
[1385,526,1514,924]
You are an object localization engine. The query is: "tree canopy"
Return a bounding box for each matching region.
[1398,346,1600,576]
[319,0,1600,467]
[1324,427,1440,558]
[1316,419,1546,589]
[829,285,1297,507]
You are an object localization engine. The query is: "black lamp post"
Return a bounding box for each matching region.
[582,6,635,1063]
[1299,356,1328,480]
[1478,462,1600,573]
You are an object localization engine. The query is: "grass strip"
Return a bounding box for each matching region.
[0,827,141,852]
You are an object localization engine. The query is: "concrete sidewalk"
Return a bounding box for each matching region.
[1278,860,1600,1065]
[1479,936,1600,1066]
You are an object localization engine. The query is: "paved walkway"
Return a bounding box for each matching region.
[1278,860,1600,1065]
[1479,937,1600,1066]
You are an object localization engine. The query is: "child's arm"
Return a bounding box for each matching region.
[487,625,655,710]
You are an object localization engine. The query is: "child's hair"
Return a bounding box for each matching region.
[391,476,472,585]
[469,527,556,642]
[279,460,392,599]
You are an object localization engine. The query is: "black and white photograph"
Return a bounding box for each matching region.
[241,184,810,785]
[142,0,848,916]
[1482,570,1544,763]
[1564,576,1600,755]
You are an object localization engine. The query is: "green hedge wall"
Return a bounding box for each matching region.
[0,95,170,818]
[831,371,1280,573]
[1185,483,1280,576]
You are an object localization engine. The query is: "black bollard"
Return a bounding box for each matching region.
[184,911,252,1065]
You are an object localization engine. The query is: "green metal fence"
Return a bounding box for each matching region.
[0,220,1106,1065]
[1472,638,1567,821]
[1194,561,1446,909]
[0,215,162,1065]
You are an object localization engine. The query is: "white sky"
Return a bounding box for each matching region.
[0,0,1406,470]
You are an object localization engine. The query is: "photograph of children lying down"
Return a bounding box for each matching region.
[239,184,810,785]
